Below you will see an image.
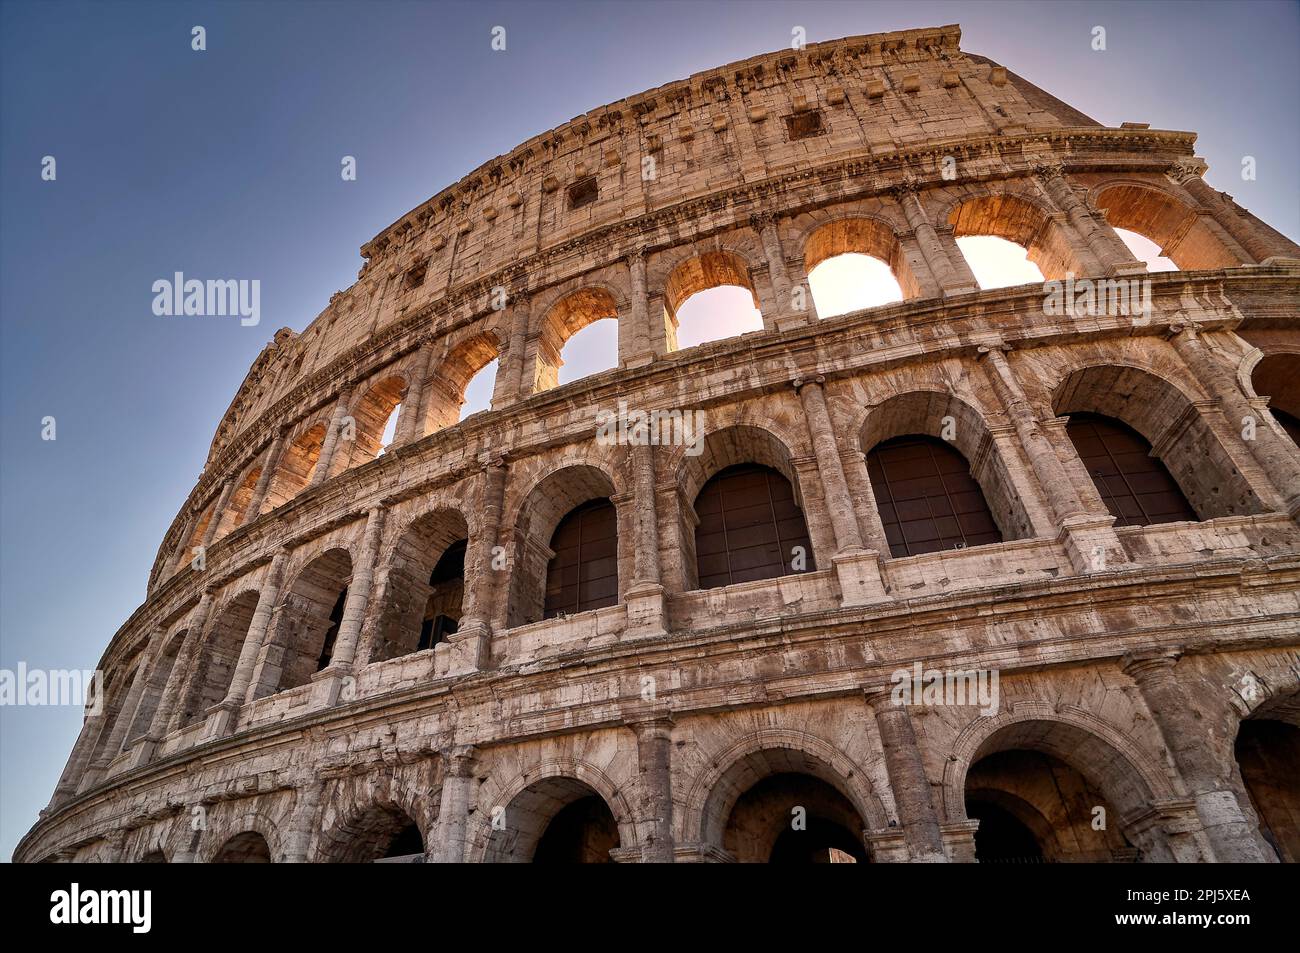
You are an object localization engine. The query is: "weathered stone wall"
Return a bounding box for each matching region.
[18,24,1300,864]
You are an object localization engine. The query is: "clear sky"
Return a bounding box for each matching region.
[2,0,1297,861]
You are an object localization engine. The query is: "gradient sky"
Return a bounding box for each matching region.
[2,0,1297,861]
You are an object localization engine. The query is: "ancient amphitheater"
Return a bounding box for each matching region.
[18,24,1300,864]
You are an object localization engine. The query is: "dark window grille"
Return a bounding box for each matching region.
[866,435,1002,558]
[1065,413,1196,527]
[544,498,618,618]
[694,463,814,590]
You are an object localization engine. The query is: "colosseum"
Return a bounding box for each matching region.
[17,24,1300,864]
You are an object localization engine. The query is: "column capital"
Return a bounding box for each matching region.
[748,210,779,232]
[1121,648,1183,680]
[791,374,827,392]
[626,246,647,267]
[440,744,478,778]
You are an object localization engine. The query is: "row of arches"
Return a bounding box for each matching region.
[168,177,1258,580]
[137,693,1300,863]
[148,354,1300,729]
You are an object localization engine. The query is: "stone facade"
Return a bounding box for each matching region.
[17,24,1300,864]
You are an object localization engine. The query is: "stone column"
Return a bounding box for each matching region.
[395,342,436,445]
[621,248,654,367]
[895,185,977,295]
[1036,163,1145,275]
[438,461,503,677]
[630,716,675,862]
[433,746,477,863]
[310,387,354,487]
[83,636,161,782]
[243,427,288,525]
[200,479,237,549]
[865,689,948,862]
[491,300,531,409]
[207,549,290,736]
[1168,323,1300,517]
[625,443,667,637]
[312,507,385,708]
[283,781,324,862]
[158,590,217,736]
[796,377,886,606]
[753,212,811,326]
[1122,652,1270,863]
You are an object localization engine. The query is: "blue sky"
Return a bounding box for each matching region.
[2,0,1297,861]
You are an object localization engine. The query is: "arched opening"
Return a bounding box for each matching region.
[137,850,168,863]
[1235,701,1300,863]
[485,777,621,863]
[1053,363,1266,520]
[369,508,469,663]
[693,463,814,589]
[728,773,869,863]
[172,503,217,576]
[702,747,873,864]
[866,435,1003,557]
[1252,354,1300,445]
[181,590,259,726]
[1095,183,1242,270]
[212,831,272,863]
[324,805,426,863]
[665,251,763,351]
[544,498,618,618]
[507,465,619,627]
[340,375,406,470]
[961,721,1154,863]
[428,333,499,427]
[967,798,1046,863]
[257,549,353,697]
[84,659,141,769]
[955,236,1045,289]
[219,464,263,533]
[804,218,912,313]
[535,288,620,391]
[1064,413,1196,527]
[948,194,1071,283]
[263,422,326,511]
[125,630,186,740]
[1113,228,1177,272]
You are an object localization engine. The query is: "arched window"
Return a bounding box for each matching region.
[955,235,1044,290]
[1252,354,1300,446]
[804,218,910,314]
[418,539,465,650]
[1094,183,1242,270]
[866,435,1002,558]
[460,358,498,420]
[694,463,813,589]
[544,499,618,618]
[535,288,620,391]
[1113,228,1177,272]
[1065,413,1196,527]
[665,251,764,350]
[948,193,1072,283]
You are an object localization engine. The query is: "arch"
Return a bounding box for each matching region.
[675,424,814,592]
[180,589,260,725]
[804,216,915,306]
[543,498,618,618]
[211,831,272,863]
[171,502,217,576]
[125,628,187,740]
[477,761,636,863]
[339,373,407,471]
[1052,362,1266,520]
[136,849,168,863]
[1064,413,1197,527]
[685,731,887,854]
[217,462,263,535]
[946,190,1078,281]
[318,802,427,863]
[663,249,763,350]
[257,548,353,697]
[505,463,620,627]
[858,390,1035,550]
[693,463,814,589]
[202,807,285,863]
[1094,182,1242,270]
[941,705,1175,826]
[369,506,470,662]
[428,331,501,429]
[1234,682,1300,862]
[1251,353,1300,445]
[263,421,327,511]
[533,287,620,392]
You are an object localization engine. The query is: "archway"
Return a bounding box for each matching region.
[340,374,407,469]
[1235,690,1300,863]
[263,422,326,511]
[948,193,1071,283]
[369,508,469,662]
[665,250,763,350]
[181,590,259,725]
[534,288,620,391]
[256,549,353,696]
[485,777,621,863]
[323,805,427,863]
[211,831,272,863]
[804,218,911,313]
[1095,183,1242,270]
[1252,353,1300,445]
